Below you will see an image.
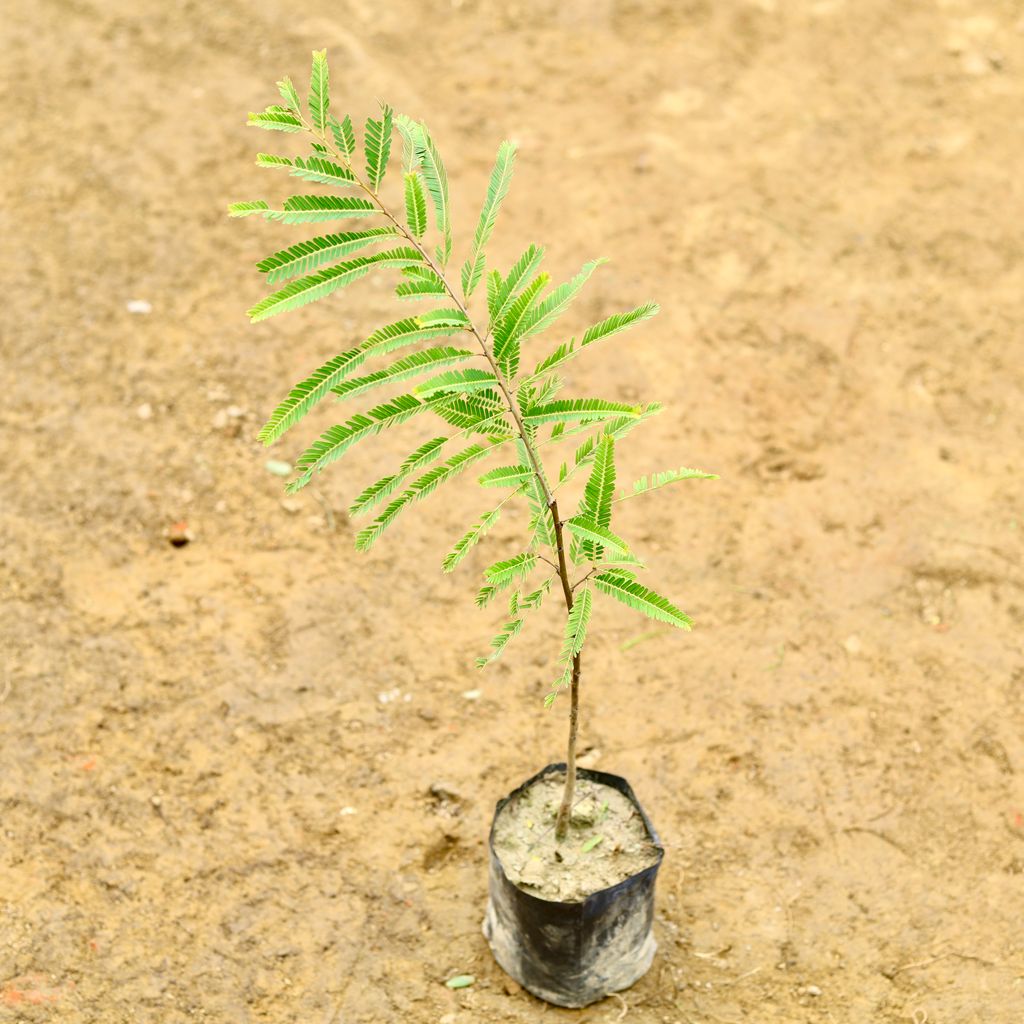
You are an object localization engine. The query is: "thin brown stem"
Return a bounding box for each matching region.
[550,499,580,840]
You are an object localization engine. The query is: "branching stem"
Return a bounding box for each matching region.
[304,116,580,841]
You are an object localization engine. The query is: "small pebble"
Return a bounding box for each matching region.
[136,403,153,420]
[842,635,863,655]
[126,299,152,314]
[265,460,292,477]
[280,498,303,515]
[462,689,481,701]
[166,521,193,547]
[339,806,357,816]
[805,984,822,997]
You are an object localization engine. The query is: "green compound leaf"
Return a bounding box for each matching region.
[249,194,378,223]
[485,552,537,588]
[256,227,400,283]
[332,347,476,402]
[308,49,330,135]
[364,104,394,192]
[491,244,545,323]
[576,435,616,560]
[248,106,304,133]
[559,584,592,662]
[478,465,533,489]
[348,437,449,517]
[564,517,631,560]
[620,466,719,500]
[461,140,516,298]
[404,172,428,238]
[415,121,452,265]
[258,347,366,445]
[528,302,659,380]
[247,248,424,322]
[593,569,693,630]
[476,617,523,667]
[354,444,493,551]
[521,399,640,428]
[276,77,301,114]
[414,368,499,399]
[287,394,428,494]
[443,506,503,573]
[329,113,357,157]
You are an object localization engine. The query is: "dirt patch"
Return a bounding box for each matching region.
[2,1,1024,1022]
[493,773,660,902]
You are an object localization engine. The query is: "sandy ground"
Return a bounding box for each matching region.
[2,0,1024,1021]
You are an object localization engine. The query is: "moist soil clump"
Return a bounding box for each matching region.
[492,773,660,903]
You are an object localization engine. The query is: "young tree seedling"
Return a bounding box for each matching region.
[230,51,716,839]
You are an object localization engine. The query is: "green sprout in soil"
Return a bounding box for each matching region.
[230,51,716,839]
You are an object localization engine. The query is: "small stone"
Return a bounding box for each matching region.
[339,806,357,816]
[136,402,153,420]
[571,799,598,826]
[166,521,193,547]
[842,635,863,655]
[212,409,229,430]
[226,405,245,419]
[805,984,822,997]
[265,460,292,477]
[461,689,481,701]
[279,498,303,515]
[126,299,152,314]
[519,857,546,886]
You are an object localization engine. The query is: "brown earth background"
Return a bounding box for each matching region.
[2,0,1024,1021]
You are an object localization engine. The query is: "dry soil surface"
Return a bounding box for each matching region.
[2,1,1024,1022]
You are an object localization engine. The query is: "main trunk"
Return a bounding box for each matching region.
[551,498,579,840]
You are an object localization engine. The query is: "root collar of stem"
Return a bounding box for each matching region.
[303,117,583,835]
